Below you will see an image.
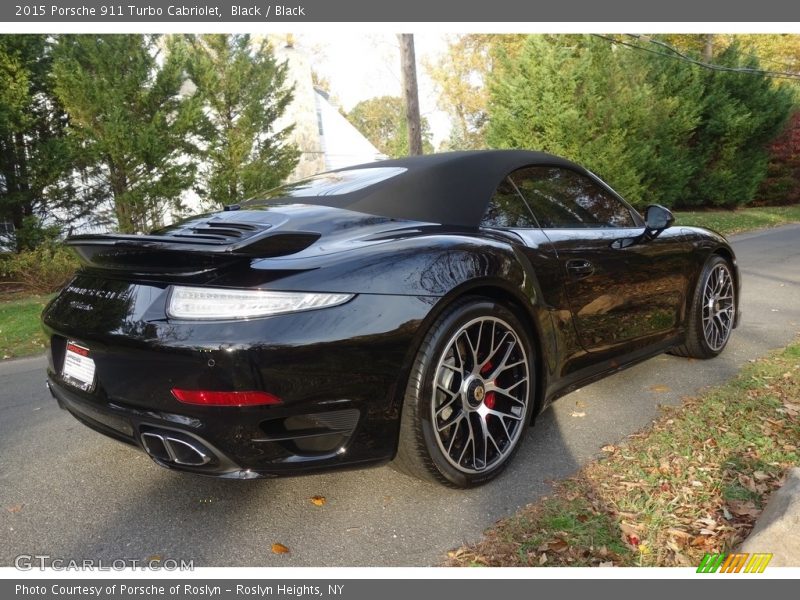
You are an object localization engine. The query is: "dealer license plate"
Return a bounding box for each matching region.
[62,341,96,392]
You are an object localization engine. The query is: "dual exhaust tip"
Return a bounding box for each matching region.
[141,429,213,467]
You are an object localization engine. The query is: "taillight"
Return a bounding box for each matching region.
[171,389,282,407]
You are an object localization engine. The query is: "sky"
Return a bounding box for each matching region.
[294,32,452,147]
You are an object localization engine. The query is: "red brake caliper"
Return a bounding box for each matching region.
[480,361,496,410]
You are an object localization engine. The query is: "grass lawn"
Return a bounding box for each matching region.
[447,340,800,567]
[0,294,50,360]
[675,204,800,236]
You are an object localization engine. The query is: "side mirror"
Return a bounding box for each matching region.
[612,204,675,249]
[644,204,674,232]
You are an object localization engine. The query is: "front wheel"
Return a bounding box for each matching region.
[672,255,736,359]
[393,298,536,487]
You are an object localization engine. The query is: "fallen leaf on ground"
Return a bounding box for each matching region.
[727,501,760,518]
[619,522,641,548]
[691,536,708,547]
[782,401,800,415]
[271,543,290,554]
[570,411,586,418]
[5,504,23,513]
[548,539,569,553]
[738,474,758,493]
[667,529,690,540]
[310,495,326,507]
[649,385,671,393]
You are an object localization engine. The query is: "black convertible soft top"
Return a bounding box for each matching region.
[252,150,585,228]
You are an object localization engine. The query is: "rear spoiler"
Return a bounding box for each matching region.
[65,231,320,272]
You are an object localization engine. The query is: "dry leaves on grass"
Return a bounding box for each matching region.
[445,341,800,568]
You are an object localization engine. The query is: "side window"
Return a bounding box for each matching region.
[481,177,539,229]
[509,167,637,228]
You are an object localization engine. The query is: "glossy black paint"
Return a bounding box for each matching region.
[42,151,741,479]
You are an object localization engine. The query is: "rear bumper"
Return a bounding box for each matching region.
[42,292,433,478]
[48,379,254,477]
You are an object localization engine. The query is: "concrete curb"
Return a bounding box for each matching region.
[739,467,800,566]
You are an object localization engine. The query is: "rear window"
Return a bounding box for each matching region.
[256,167,407,199]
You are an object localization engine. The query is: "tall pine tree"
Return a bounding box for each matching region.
[488,35,700,206]
[0,35,77,250]
[183,34,299,207]
[52,35,201,233]
[683,43,794,207]
[487,35,793,208]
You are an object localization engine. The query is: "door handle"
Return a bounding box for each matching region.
[566,259,595,279]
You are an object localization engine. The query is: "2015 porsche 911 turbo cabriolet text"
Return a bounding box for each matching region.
[42,150,740,487]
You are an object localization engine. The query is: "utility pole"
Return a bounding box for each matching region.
[398,33,423,156]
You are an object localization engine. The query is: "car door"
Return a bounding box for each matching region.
[479,176,581,375]
[508,166,692,355]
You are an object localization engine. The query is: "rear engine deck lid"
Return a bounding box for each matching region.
[66,210,321,272]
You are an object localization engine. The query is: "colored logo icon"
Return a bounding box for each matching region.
[696,553,773,573]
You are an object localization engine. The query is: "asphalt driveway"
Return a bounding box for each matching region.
[1,224,798,567]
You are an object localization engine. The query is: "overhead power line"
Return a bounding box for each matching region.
[591,34,800,81]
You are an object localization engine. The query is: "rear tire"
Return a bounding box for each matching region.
[671,255,736,359]
[392,297,536,488]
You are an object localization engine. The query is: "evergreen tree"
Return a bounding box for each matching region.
[52,34,201,233]
[347,96,434,158]
[683,44,794,207]
[183,34,299,207]
[486,35,793,208]
[0,35,76,250]
[487,35,701,207]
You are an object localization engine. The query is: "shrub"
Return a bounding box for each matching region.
[486,35,794,209]
[1,244,79,294]
[756,111,800,206]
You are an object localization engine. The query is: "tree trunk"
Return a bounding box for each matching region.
[702,34,714,62]
[109,162,134,233]
[398,34,423,156]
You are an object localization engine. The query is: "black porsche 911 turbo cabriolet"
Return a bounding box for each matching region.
[42,150,740,487]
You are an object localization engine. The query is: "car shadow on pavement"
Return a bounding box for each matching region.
[37,404,582,567]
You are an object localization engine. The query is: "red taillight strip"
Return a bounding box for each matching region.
[171,388,282,407]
